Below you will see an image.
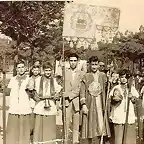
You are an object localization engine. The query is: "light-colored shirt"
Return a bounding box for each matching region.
[109,85,139,124]
[71,69,76,81]
[8,75,32,115]
[33,77,62,116]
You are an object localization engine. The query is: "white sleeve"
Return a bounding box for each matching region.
[131,86,139,98]
[109,87,115,98]
[54,78,62,94]
[7,78,14,89]
[26,77,35,90]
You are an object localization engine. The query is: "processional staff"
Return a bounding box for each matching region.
[61,37,67,144]
[122,74,140,144]
[100,64,112,144]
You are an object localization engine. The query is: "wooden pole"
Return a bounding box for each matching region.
[2,54,6,144]
[100,67,112,144]
[122,77,133,144]
[62,38,67,144]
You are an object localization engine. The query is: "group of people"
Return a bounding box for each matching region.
[4,52,144,144]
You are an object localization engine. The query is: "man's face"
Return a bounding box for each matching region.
[44,68,52,78]
[69,57,78,70]
[91,61,99,73]
[120,74,127,84]
[16,63,26,76]
[32,68,40,76]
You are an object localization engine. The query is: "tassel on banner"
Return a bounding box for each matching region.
[84,41,89,49]
[76,41,81,49]
[70,41,73,48]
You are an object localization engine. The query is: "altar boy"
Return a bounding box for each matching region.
[27,62,62,144]
[109,69,139,144]
[6,60,32,144]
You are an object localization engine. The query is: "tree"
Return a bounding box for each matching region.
[0,1,65,64]
[99,26,144,72]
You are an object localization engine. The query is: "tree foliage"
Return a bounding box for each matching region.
[0,1,65,64]
[98,26,144,71]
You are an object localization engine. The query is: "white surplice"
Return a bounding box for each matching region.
[109,85,139,124]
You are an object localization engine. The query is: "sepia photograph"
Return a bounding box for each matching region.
[0,0,144,144]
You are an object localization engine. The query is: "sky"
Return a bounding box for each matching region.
[74,0,144,33]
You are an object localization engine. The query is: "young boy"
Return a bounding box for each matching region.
[109,69,139,144]
[6,60,32,144]
[27,62,62,144]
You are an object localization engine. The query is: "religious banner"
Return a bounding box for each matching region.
[96,6,120,31]
[62,3,97,38]
[62,3,120,40]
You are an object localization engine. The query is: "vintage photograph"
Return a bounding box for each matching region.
[0,0,144,144]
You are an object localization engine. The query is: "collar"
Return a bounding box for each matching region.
[120,84,128,89]
[16,74,27,81]
[92,70,100,75]
[43,76,51,81]
[32,75,40,79]
[67,67,78,72]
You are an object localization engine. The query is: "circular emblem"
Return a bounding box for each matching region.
[70,11,93,33]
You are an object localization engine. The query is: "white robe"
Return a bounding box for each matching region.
[109,85,139,124]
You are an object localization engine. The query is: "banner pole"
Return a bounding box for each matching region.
[62,37,67,144]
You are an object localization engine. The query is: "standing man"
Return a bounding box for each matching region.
[109,69,139,144]
[27,62,62,144]
[63,53,85,144]
[80,56,110,144]
[6,60,32,144]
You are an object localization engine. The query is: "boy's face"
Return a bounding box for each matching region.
[120,74,127,84]
[69,57,78,70]
[91,61,99,73]
[112,73,119,83]
[44,68,52,78]
[16,63,26,76]
[32,68,40,76]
